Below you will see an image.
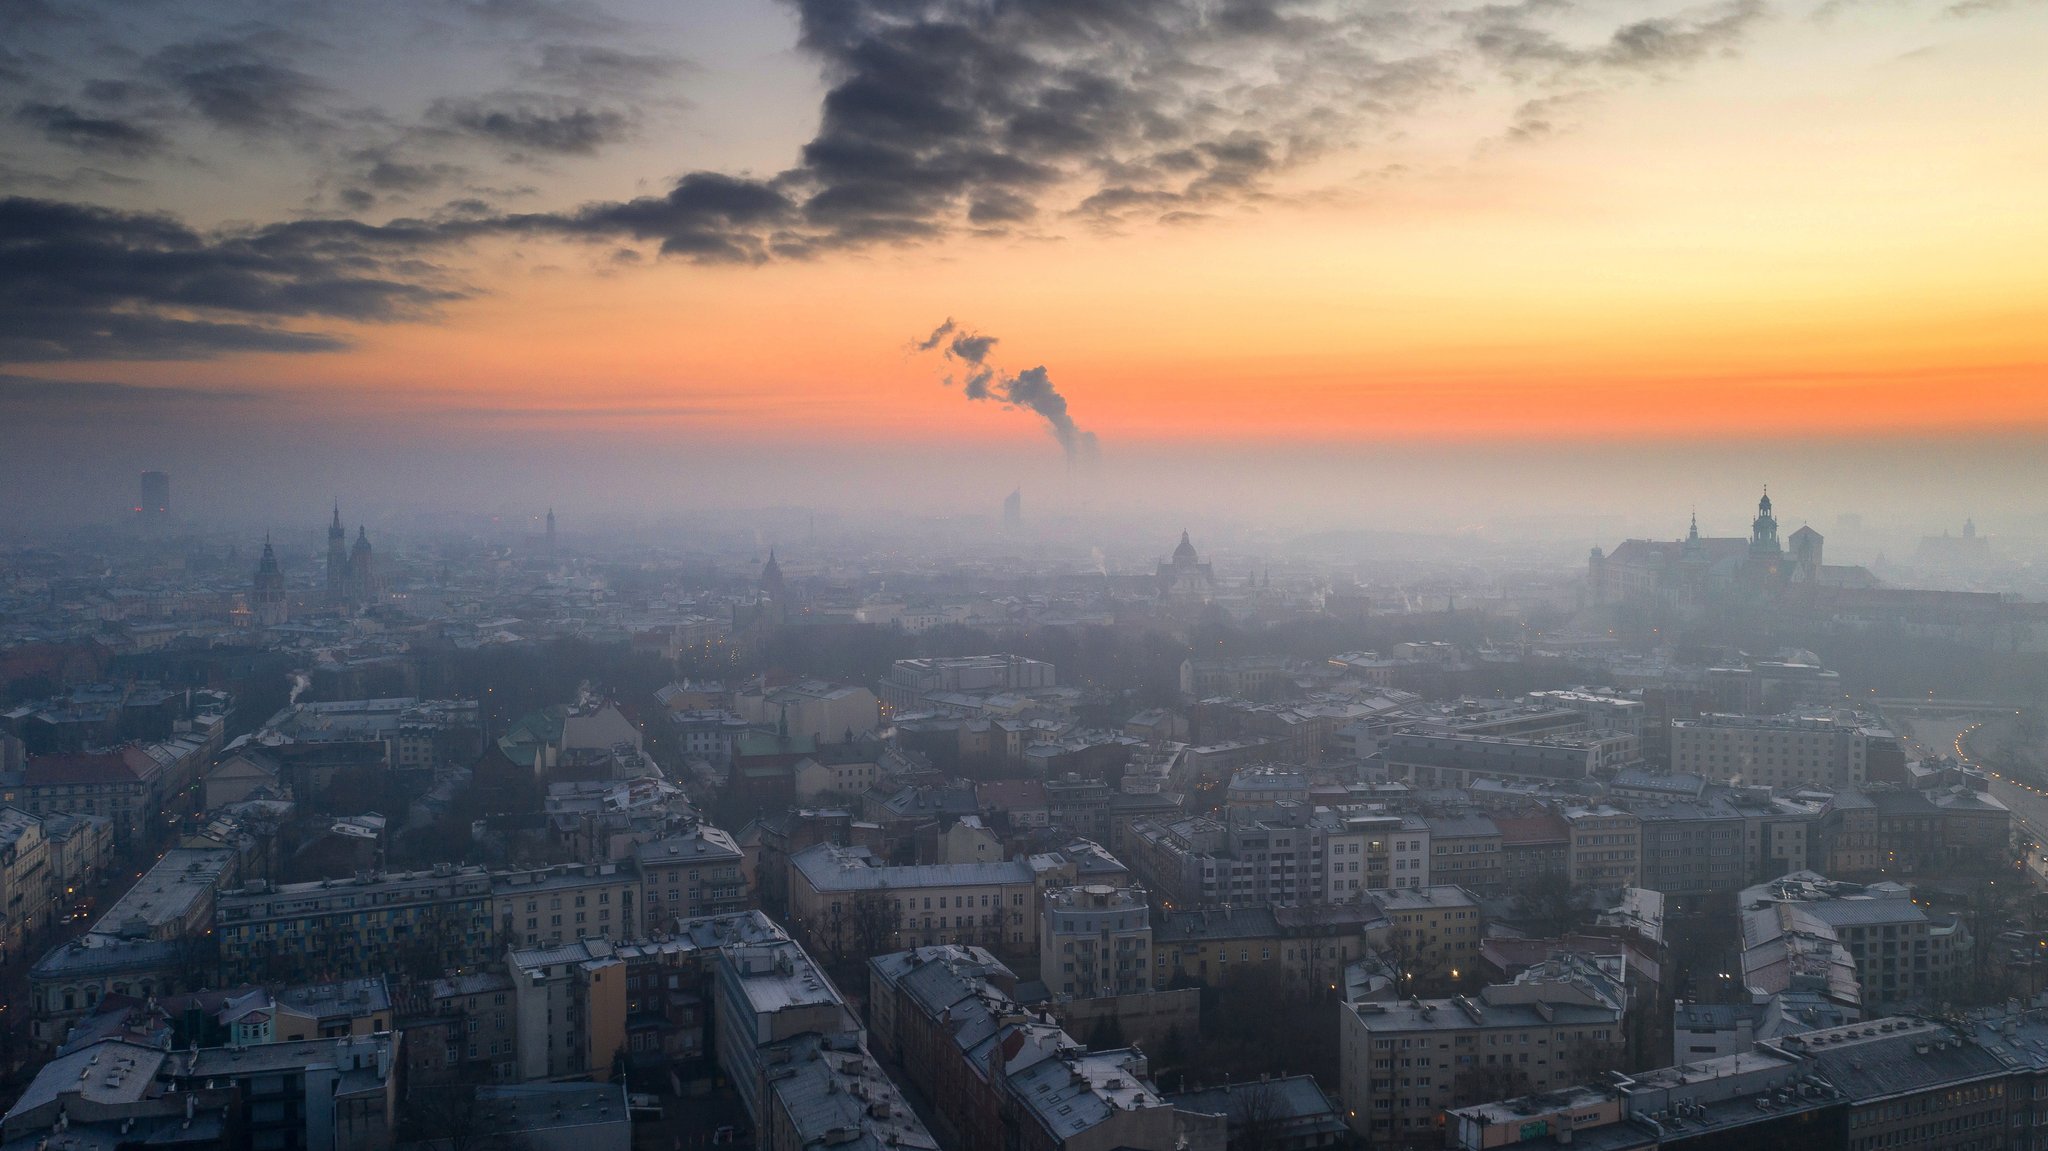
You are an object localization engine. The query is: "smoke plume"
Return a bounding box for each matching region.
[915,319,1099,463]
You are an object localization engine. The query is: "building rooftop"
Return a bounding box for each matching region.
[632,824,743,865]
[1008,1047,1164,1141]
[764,1033,940,1151]
[93,848,235,937]
[790,842,1033,893]
[471,1082,628,1137]
[2,1039,167,1125]
[723,941,850,1017]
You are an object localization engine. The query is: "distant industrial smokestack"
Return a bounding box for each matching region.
[915,320,1099,464]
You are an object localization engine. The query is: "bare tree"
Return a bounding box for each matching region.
[851,891,903,958]
[1228,1078,1287,1151]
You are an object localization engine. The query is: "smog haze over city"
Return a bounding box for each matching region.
[6,3,2048,1151]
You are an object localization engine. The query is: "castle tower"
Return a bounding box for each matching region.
[1750,489,1781,557]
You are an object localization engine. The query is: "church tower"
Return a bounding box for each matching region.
[252,535,288,626]
[1749,489,1781,558]
[349,526,376,607]
[326,504,349,606]
[758,549,788,627]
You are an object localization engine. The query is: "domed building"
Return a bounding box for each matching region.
[1157,530,1216,605]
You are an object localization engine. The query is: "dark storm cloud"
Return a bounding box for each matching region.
[508,171,799,263]
[428,93,635,155]
[491,0,1458,258]
[14,101,165,158]
[0,196,463,362]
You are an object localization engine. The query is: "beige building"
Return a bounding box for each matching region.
[736,680,880,742]
[937,816,1007,865]
[0,806,52,963]
[509,938,628,1082]
[788,842,1040,957]
[1562,805,1643,887]
[1374,886,1485,985]
[792,754,880,801]
[1670,713,1887,790]
[1042,885,1153,998]
[494,861,640,950]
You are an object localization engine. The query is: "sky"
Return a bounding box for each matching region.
[3,0,2046,533]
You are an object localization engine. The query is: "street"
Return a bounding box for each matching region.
[1895,711,2048,885]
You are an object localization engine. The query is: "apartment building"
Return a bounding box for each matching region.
[1374,886,1486,985]
[509,938,628,1081]
[1381,730,1635,789]
[1670,713,1900,791]
[1422,812,1504,895]
[1739,871,1968,1010]
[400,970,519,1085]
[714,939,863,1127]
[1339,957,1626,1143]
[1630,795,1750,896]
[215,864,495,983]
[0,806,51,963]
[494,861,639,949]
[94,846,237,941]
[1155,902,1389,990]
[787,842,1039,956]
[1562,805,1644,888]
[634,825,745,932]
[1493,810,1570,889]
[1042,885,1154,998]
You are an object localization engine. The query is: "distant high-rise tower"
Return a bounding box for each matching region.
[326,505,349,606]
[138,471,170,520]
[251,535,288,625]
[1002,487,1022,530]
[546,508,557,553]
